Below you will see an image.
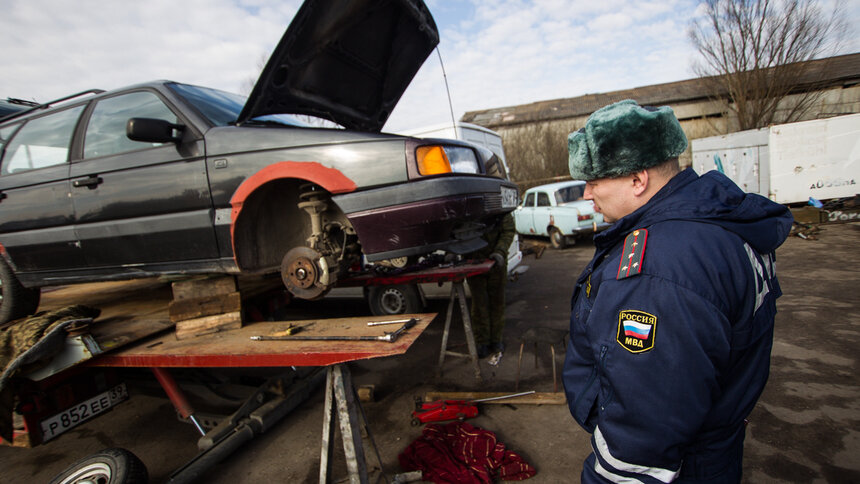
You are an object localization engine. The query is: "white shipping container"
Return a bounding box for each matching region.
[768,114,860,204]
[692,113,860,204]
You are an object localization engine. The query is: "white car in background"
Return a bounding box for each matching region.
[514,180,610,249]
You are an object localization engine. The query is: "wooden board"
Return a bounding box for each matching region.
[171,276,237,300]
[175,311,243,340]
[38,279,175,352]
[90,313,437,368]
[169,292,242,322]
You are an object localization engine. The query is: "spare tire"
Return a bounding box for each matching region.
[366,284,422,316]
[49,448,148,484]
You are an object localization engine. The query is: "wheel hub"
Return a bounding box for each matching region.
[281,247,330,300]
[379,288,407,314]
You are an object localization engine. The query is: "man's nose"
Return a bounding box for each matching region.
[584,185,594,200]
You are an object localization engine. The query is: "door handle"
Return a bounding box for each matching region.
[0,192,6,202]
[73,175,103,189]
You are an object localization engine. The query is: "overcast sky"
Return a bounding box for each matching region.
[2,0,857,133]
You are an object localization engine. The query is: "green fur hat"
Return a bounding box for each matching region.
[568,99,687,181]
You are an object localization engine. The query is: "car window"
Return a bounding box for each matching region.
[168,82,312,128]
[556,185,584,203]
[84,92,177,158]
[537,192,550,207]
[0,123,21,150]
[1,105,85,175]
[524,192,535,207]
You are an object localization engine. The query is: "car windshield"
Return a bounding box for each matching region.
[167,82,311,128]
[555,184,585,204]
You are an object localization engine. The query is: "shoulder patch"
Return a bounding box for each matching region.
[617,229,648,279]
[616,309,657,353]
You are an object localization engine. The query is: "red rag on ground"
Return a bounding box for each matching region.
[398,421,537,483]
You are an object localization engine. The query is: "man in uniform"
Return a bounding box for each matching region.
[468,212,515,359]
[562,100,792,482]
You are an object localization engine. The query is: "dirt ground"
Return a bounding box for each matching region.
[0,222,858,483]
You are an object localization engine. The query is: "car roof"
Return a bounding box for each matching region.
[0,89,107,125]
[0,98,42,122]
[526,180,585,193]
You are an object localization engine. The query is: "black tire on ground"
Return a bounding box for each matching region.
[366,284,423,316]
[549,227,567,250]
[49,448,148,484]
[0,256,40,324]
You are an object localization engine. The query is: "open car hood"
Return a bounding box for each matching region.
[238,0,439,132]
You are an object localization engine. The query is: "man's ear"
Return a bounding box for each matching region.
[630,169,649,196]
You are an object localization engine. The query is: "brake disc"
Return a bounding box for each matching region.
[280,246,328,300]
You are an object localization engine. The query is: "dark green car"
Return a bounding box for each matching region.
[0,0,517,323]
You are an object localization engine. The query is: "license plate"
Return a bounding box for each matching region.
[40,383,128,442]
[501,186,518,208]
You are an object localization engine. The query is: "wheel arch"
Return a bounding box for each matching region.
[229,162,357,272]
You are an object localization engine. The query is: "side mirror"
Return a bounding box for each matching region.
[126,117,185,143]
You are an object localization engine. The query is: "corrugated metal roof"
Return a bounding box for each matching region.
[462,53,860,128]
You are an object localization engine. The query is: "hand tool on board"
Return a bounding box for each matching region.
[251,318,417,343]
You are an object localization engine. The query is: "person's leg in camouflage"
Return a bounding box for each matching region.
[486,263,507,353]
[467,273,492,358]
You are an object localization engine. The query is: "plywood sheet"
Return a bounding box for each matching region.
[90,313,437,368]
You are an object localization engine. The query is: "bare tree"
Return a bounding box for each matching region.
[688,0,849,131]
[503,122,573,186]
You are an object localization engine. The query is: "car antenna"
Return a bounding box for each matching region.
[436,47,459,138]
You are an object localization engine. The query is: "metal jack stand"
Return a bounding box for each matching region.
[320,364,369,484]
[436,281,481,380]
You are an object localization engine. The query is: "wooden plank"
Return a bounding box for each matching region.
[421,392,567,405]
[90,313,437,368]
[168,292,241,322]
[175,311,243,340]
[90,317,174,352]
[171,276,237,301]
[38,279,175,352]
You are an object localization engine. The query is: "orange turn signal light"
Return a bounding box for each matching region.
[416,145,452,175]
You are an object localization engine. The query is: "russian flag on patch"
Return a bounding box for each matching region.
[622,320,652,340]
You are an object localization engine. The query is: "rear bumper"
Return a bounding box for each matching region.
[333,176,517,261]
[567,221,611,236]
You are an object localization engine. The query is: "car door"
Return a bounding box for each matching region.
[0,106,85,273]
[532,191,553,236]
[70,90,218,268]
[514,192,536,234]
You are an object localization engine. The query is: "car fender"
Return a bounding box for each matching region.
[547,210,581,235]
[229,161,357,261]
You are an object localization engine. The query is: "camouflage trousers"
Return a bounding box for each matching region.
[467,263,507,346]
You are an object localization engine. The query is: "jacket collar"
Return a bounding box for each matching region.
[593,168,697,250]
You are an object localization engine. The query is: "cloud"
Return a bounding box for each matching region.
[4,0,855,135]
[0,0,300,101]
[386,0,703,131]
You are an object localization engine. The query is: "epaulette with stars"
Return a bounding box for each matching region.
[617,229,648,279]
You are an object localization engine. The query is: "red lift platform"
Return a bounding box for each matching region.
[3,260,492,483]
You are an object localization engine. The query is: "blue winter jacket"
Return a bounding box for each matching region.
[563,168,792,483]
